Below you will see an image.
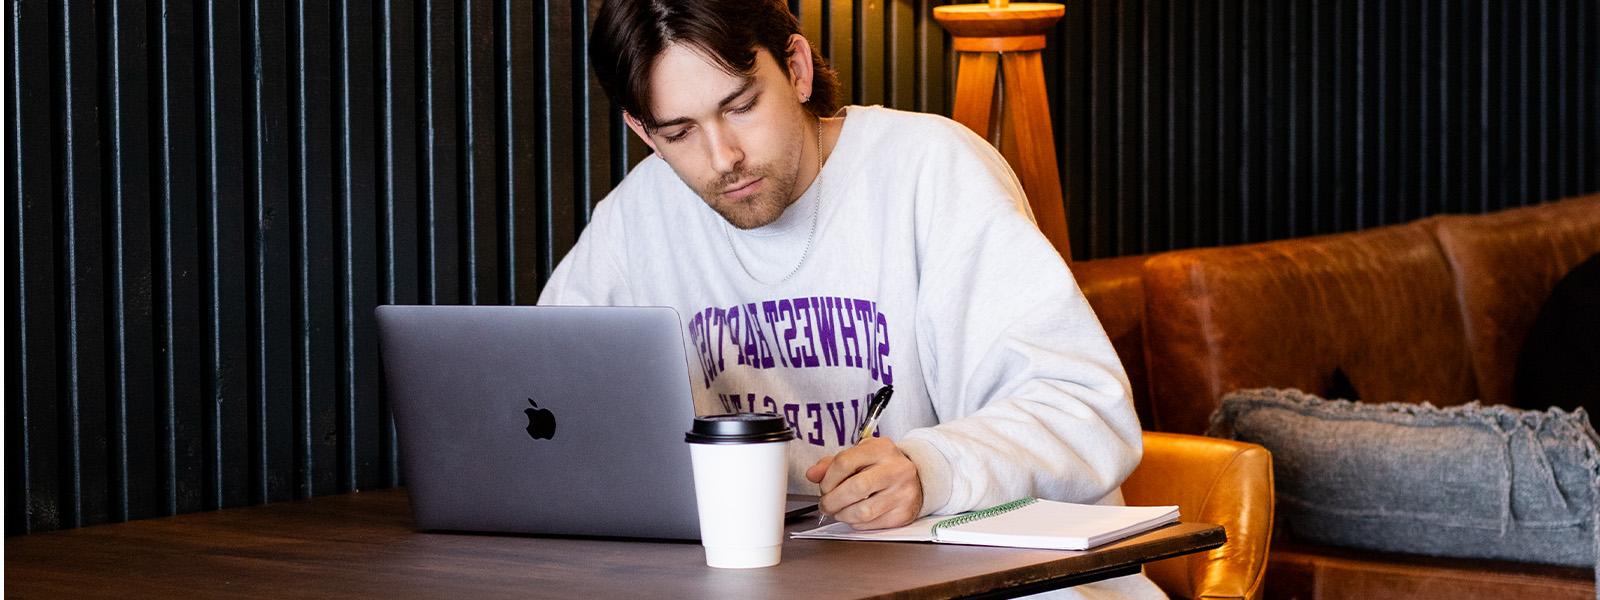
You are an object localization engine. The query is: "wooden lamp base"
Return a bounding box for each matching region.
[934,2,1071,261]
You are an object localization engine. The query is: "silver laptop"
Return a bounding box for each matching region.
[376,305,706,540]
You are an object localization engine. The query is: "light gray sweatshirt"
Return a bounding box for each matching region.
[538,105,1160,599]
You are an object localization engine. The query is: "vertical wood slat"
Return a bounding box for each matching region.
[1115,0,1142,255]
[529,0,565,298]
[7,0,1600,536]
[291,0,338,499]
[545,0,579,289]
[56,0,107,530]
[1161,0,1192,250]
[854,0,884,106]
[333,0,381,492]
[151,0,205,518]
[417,0,460,307]
[1193,0,1218,248]
[827,0,854,103]
[576,0,609,226]
[198,0,250,511]
[1086,0,1114,259]
[1242,0,1269,240]
[102,0,157,522]
[1140,0,1168,253]
[10,0,61,534]
[914,0,946,116]
[886,0,914,110]
[1583,0,1594,194]
[460,0,497,306]
[378,0,419,488]
[247,0,295,504]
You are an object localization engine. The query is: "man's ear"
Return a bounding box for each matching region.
[785,33,816,103]
[622,111,660,153]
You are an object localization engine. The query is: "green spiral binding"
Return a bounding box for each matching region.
[932,497,1039,532]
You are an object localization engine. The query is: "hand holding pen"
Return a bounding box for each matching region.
[815,385,894,523]
[805,385,924,529]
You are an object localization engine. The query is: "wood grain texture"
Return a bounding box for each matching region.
[999,51,1072,260]
[5,488,1223,599]
[951,52,1000,139]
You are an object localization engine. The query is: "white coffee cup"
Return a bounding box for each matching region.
[684,413,794,569]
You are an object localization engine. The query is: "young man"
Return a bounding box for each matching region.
[543,2,1158,596]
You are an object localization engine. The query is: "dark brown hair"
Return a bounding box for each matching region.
[589,0,841,129]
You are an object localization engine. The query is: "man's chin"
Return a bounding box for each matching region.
[712,201,785,230]
[720,210,781,230]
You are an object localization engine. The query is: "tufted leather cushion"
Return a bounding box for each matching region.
[1073,254,1153,426]
[1140,222,1477,434]
[1121,432,1274,600]
[1430,193,1600,409]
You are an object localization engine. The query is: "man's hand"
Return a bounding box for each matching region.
[805,437,923,530]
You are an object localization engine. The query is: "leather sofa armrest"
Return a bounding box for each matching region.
[1122,432,1275,600]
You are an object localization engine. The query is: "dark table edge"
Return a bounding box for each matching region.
[7,489,1228,600]
[951,524,1228,600]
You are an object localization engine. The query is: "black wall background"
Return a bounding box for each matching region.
[6,0,1598,534]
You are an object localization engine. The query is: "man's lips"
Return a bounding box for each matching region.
[721,177,763,201]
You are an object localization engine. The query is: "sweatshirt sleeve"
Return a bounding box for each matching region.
[538,196,634,307]
[896,123,1144,516]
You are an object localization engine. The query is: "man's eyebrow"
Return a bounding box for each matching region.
[716,77,758,109]
[649,77,757,131]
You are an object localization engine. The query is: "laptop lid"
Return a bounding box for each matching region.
[375,305,702,540]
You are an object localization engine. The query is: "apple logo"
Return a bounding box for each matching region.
[524,398,556,440]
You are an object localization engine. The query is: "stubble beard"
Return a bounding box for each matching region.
[696,161,800,230]
[695,127,808,229]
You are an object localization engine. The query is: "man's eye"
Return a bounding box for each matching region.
[730,99,756,114]
[663,129,690,143]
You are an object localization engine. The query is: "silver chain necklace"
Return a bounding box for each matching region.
[723,119,824,284]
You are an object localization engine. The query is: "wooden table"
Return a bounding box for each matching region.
[6,488,1224,599]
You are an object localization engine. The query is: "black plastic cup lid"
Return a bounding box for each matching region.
[685,412,795,445]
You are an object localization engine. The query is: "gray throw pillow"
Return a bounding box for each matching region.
[1208,388,1599,570]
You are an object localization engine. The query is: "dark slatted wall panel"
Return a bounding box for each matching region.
[6,0,1599,534]
[1047,0,1599,258]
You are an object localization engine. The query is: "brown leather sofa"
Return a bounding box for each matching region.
[1075,192,1600,599]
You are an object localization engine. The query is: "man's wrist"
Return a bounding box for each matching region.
[896,436,953,516]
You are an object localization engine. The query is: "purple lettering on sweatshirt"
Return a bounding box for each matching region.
[761,300,791,369]
[749,302,775,369]
[814,296,841,367]
[794,297,821,368]
[725,304,744,366]
[824,400,849,445]
[853,299,877,382]
[687,296,895,405]
[804,402,824,445]
[778,299,799,368]
[717,390,885,448]
[687,311,712,388]
[876,310,893,386]
[710,307,727,375]
[836,296,861,368]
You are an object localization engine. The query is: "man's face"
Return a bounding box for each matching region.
[632,43,812,230]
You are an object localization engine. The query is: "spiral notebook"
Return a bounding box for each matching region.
[791,497,1180,551]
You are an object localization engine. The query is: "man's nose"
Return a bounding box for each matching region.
[706,125,744,175]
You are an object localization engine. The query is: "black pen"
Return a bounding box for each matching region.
[820,385,895,524]
[856,385,895,443]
